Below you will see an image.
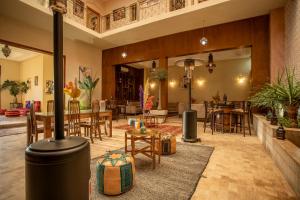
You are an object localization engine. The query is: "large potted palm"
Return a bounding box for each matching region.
[78,75,99,109]
[1,80,29,104]
[250,67,300,128]
[149,69,167,110]
[249,84,280,125]
[273,68,300,128]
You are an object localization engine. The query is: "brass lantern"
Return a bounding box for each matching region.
[49,0,67,14]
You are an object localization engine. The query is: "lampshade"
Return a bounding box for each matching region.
[49,0,67,14]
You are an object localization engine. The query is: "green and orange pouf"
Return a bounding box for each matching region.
[96,151,135,195]
[156,133,177,155]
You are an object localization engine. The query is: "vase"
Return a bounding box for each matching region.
[287,105,298,128]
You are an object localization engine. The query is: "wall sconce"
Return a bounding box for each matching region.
[150,82,156,89]
[169,80,176,87]
[197,79,205,86]
[237,75,246,84]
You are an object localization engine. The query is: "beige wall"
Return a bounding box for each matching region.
[19,55,44,106]
[285,0,300,80]
[0,59,20,109]
[167,58,251,103]
[42,54,54,112]
[0,15,102,102]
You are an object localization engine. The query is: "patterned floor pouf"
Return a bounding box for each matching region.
[157,133,176,155]
[96,151,135,196]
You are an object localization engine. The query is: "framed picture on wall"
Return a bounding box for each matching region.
[79,66,92,81]
[113,7,125,21]
[73,0,85,19]
[86,7,100,32]
[45,80,54,94]
[34,76,38,86]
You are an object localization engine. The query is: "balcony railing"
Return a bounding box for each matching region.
[35,0,209,34]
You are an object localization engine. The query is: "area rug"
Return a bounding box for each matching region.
[0,127,27,137]
[114,124,182,136]
[90,142,214,200]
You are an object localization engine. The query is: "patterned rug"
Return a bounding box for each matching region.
[114,124,183,136]
[90,143,214,200]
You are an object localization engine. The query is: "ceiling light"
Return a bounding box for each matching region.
[121,52,127,58]
[200,20,208,46]
[150,60,156,73]
[200,37,208,46]
[2,45,11,58]
[206,53,216,73]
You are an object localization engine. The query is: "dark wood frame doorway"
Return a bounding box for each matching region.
[0,39,66,109]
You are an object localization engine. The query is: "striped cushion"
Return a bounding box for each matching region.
[96,151,135,195]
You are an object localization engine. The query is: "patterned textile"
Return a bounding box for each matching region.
[96,151,135,195]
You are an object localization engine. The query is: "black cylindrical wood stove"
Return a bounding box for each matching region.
[25,1,90,200]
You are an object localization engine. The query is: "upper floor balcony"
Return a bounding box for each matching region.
[2,0,286,49]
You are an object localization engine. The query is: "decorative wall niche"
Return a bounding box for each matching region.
[73,0,85,19]
[113,7,126,21]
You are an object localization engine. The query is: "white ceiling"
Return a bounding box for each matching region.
[0,0,287,49]
[128,47,251,68]
[0,44,41,62]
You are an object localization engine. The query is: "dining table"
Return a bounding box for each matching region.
[28,109,112,143]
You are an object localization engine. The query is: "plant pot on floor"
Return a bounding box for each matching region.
[287,105,299,128]
[271,116,278,125]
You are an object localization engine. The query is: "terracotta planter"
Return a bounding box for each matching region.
[287,106,299,128]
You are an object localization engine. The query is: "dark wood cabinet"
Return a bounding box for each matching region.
[115,65,144,101]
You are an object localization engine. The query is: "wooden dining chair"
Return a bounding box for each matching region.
[47,100,54,113]
[27,104,44,145]
[81,100,106,143]
[230,101,251,136]
[66,100,82,136]
[203,101,214,134]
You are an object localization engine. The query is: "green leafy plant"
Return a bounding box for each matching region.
[150,69,168,81]
[149,69,168,110]
[78,76,99,109]
[249,67,300,128]
[0,80,29,103]
[272,67,300,107]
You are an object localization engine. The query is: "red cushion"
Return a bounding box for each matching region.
[0,109,7,115]
[5,110,20,117]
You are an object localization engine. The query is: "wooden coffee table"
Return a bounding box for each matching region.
[125,129,161,169]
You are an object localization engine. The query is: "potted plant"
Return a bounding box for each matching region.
[250,67,300,128]
[149,69,167,110]
[78,76,99,109]
[0,80,29,104]
[273,68,300,128]
[249,84,280,125]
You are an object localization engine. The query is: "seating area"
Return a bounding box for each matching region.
[0,0,300,200]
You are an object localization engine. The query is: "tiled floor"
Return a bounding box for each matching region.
[0,117,297,200]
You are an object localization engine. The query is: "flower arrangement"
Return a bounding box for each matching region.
[144,95,155,111]
[64,79,81,99]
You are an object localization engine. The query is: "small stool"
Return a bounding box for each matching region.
[96,151,135,196]
[156,133,176,155]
